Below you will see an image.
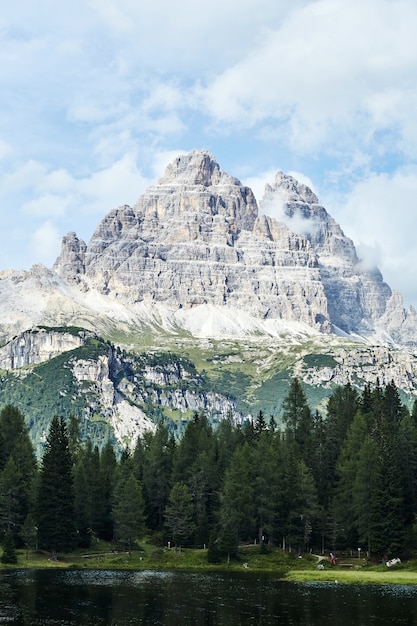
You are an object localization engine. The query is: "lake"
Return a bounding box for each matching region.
[1,569,417,625]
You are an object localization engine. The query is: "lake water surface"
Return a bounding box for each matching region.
[0,569,416,625]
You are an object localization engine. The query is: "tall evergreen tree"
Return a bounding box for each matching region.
[165,481,195,550]
[282,378,314,467]
[73,457,92,548]
[0,406,37,545]
[322,383,359,505]
[0,458,21,535]
[1,530,17,564]
[112,473,146,555]
[36,417,76,555]
[140,425,174,532]
[97,441,117,541]
[251,431,279,546]
[219,442,255,543]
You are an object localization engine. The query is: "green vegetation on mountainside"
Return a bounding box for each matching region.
[0,337,116,455]
[1,325,416,453]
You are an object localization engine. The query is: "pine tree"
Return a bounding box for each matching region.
[282,378,314,465]
[21,513,38,559]
[36,417,76,555]
[252,431,279,546]
[165,482,195,550]
[1,530,17,564]
[333,410,369,547]
[97,441,117,541]
[0,405,37,545]
[0,458,21,536]
[140,424,174,531]
[322,384,359,504]
[219,442,255,543]
[112,473,146,555]
[73,458,92,548]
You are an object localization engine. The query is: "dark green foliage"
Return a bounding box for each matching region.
[219,443,255,542]
[165,482,195,548]
[1,530,17,564]
[36,417,77,553]
[95,442,117,540]
[138,424,174,532]
[112,473,146,555]
[2,376,417,562]
[73,458,92,548]
[21,514,37,557]
[0,406,37,545]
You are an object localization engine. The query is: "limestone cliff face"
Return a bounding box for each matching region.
[54,151,331,332]
[0,148,410,347]
[260,172,393,334]
[0,327,89,369]
[53,149,411,341]
[0,327,241,449]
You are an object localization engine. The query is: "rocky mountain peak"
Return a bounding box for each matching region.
[157,149,240,188]
[10,148,416,345]
[130,149,258,233]
[266,171,319,206]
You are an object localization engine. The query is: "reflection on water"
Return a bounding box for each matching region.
[1,569,417,625]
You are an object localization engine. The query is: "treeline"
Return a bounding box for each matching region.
[2,378,417,562]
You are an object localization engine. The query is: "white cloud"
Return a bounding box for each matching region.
[29,221,62,266]
[77,152,151,211]
[328,169,417,307]
[22,193,71,218]
[243,169,279,205]
[201,0,417,156]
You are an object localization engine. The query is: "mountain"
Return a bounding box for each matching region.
[1,149,417,451]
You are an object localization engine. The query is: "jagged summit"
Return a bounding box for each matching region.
[0,149,415,346]
[3,149,417,453]
[266,171,319,205]
[157,149,241,188]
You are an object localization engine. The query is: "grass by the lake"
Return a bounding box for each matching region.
[3,542,417,585]
[286,568,417,585]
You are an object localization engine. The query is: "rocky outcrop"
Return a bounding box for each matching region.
[0,327,242,449]
[0,327,89,369]
[0,148,412,347]
[260,172,392,334]
[52,149,410,343]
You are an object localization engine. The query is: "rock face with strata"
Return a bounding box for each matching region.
[0,327,89,370]
[52,149,415,342]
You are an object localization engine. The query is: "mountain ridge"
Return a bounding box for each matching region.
[1,149,417,450]
[1,148,415,348]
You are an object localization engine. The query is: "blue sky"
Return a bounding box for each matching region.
[1,0,417,308]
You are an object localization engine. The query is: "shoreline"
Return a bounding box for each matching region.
[2,544,417,585]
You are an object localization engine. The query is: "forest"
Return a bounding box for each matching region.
[1,378,417,564]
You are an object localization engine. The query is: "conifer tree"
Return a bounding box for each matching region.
[112,473,146,555]
[0,406,37,545]
[282,378,314,466]
[36,417,76,555]
[140,424,174,531]
[219,442,255,542]
[1,530,17,564]
[252,431,279,546]
[97,441,117,541]
[165,481,195,550]
[73,457,92,548]
[0,458,21,535]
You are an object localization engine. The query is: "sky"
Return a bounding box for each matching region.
[1,0,417,308]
